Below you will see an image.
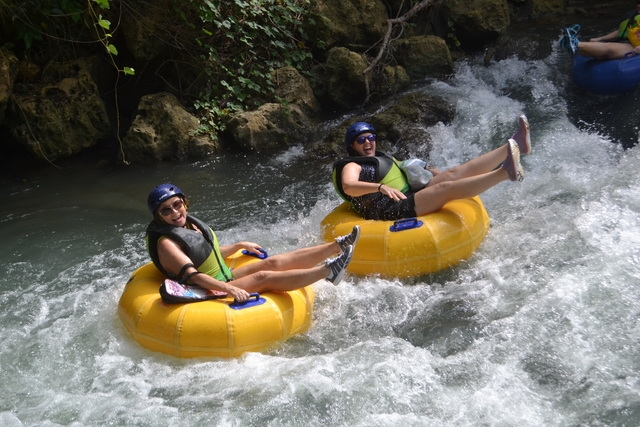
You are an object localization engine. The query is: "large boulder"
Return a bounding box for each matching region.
[312,0,388,50]
[314,91,456,158]
[312,47,368,110]
[9,67,111,162]
[531,0,564,17]
[272,66,321,116]
[378,64,411,98]
[448,0,511,50]
[222,66,321,152]
[122,92,217,162]
[391,35,453,79]
[224,102,315,152]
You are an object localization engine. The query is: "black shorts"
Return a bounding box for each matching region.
[353,192,417,220]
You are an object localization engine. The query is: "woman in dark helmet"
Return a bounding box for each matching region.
[146,184,360,302]
[332,116,531,221]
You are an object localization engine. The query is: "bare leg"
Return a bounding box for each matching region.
[414,168,508,215]
[577,42,634,60]
[232,265,330,293]
[233,242,340,278]
[427,143,509,186]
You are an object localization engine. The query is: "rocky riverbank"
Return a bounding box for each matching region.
[0,0,632,171]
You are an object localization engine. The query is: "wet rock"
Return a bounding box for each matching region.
[447,0,511,50]
[122,92,217,162]
[9,67,111,163]
[312,0,388,50]
[312,47,369,110]
[272,66,321,116]
[224,102,315,152]
[391,35,454,79]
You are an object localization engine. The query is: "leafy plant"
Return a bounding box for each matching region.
[88,0,134,163]
[0,0,135,163]
[446,18,461,48]
[179,0,317,138]
[0,0,84,52]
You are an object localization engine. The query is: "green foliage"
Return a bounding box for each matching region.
[0,0,135,75]
[88,1,135,76]
[0,0,86,51]
[1,0,134,163]
[446,18,462,49]
[179,0,317,137]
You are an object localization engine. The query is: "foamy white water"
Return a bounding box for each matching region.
[1,47,639,426]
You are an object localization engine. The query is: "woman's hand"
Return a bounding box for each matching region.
[379,184,407,201]
[237,241,263,256]
[220,241,263,258]
[227,286,250,302]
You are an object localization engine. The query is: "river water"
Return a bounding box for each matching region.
[2,37,640,426]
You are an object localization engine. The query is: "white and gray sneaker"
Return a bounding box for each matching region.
[335,225,360,253]
[325,244,354,285]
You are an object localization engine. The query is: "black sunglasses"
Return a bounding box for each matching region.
[158,199,185,216]
[355,134,376,144]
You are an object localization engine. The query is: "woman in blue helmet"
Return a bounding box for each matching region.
[333,116,531,221]
[146,184,360,302]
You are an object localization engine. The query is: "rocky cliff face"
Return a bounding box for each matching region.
[0,0,632,167]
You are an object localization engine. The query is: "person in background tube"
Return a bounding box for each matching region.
[559,1,640,59]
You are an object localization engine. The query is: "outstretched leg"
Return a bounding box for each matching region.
[233,226,360,278]
[414,168,508,215]
[577,42,634,60]
[234,241,339,278]
[233,245,355,291]
[427,115,529,186]
[414,140,523,215]
[427,143,509,186]
[233,265,331,293]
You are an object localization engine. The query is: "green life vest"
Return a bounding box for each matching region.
[331,152,409,204]
[618,14,640,46]
[146,215,233,282]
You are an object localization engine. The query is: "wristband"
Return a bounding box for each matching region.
[378,184,383,192]
[180,271,202,284]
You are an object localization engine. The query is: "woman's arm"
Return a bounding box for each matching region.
[157,238,250,301]
[341,161,406,201]
[340,162,379,196]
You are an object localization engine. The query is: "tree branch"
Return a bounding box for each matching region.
[364,0,438,101]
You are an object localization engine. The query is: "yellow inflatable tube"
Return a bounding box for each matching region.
[118,251,314,358]
[321,197,490,278]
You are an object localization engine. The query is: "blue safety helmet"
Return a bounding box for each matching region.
[344,122,376,150]
[147,183,185,214]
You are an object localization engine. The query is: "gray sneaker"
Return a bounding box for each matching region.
[335,225,360,253]
[503,139,524,182]
[511,114,531,155]
[325,244,354,285]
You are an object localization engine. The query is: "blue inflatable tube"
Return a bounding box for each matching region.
[572,54,640,95]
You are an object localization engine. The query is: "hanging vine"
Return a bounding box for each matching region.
[88,0,135,164]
